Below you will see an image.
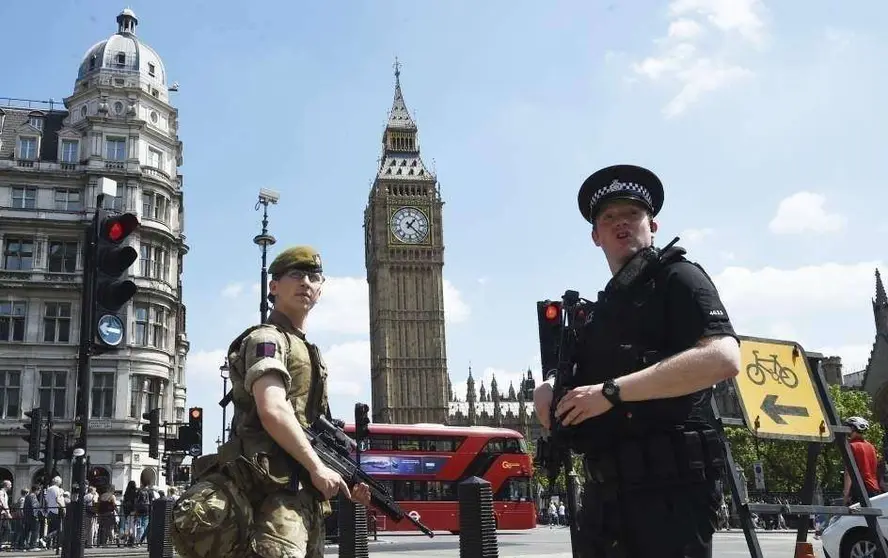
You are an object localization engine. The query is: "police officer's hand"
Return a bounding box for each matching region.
[350,482,372,508]
[533,382,555,432]
[555,384,613,426]
[310,464,351,501]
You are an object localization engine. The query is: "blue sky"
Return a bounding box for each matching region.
[4,0,888,454]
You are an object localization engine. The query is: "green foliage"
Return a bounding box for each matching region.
[526,437,586,496]
[725,385,883,493]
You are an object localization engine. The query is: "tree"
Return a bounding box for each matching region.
[723,385,883,494]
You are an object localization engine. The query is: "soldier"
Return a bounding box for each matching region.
[171,246,370,558]
[534,165,741,558]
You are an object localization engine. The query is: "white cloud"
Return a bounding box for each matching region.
[815,344,873,373]
[714,261,885,318]
[221,283,244,299]
[222,276,471,337]
[679,227,714,244]
[443,280,471,323]
[668,18,703,41]
[669,0,766,44]
[768,192,846,235]
[631,0,765,117]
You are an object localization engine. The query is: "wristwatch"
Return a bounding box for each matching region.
[602,379,623,407]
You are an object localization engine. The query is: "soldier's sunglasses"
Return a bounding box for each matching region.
[285,270,325,284]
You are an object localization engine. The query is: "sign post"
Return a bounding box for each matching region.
[713,335,888,558]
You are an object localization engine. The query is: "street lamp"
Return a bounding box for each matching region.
[220,358,229,442]
[254,189,278,323]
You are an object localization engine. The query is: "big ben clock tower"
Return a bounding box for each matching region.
[364,62,449,425]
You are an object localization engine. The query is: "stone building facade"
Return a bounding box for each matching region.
[0,9,188,492]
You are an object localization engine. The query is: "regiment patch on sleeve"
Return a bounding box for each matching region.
[256,342,277,358]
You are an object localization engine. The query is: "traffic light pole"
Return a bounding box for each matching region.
[66,200,100,558]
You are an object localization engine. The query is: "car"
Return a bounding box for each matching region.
[820,493,888,558]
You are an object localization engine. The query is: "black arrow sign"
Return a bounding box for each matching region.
[761,394,809,425]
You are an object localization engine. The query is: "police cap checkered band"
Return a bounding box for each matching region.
[577,164,665,223]
[588,179,653,213]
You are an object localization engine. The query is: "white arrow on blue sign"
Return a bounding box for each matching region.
[97,314,124,346]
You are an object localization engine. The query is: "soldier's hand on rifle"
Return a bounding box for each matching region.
[534,381,555,432]
[350,482,372,507]
[555,384,613,426]
[310,463,351,501]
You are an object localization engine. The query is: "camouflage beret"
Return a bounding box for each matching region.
[268,246,323,278]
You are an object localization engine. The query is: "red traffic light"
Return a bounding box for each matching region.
[544,303,560,322]
[100,213,139,244]
[190,408,202,420]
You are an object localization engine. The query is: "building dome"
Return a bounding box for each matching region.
[76,9,168,97]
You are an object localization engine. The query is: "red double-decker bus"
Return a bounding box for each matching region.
[339,422,536,534]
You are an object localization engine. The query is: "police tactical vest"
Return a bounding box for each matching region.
[571,252,714,452]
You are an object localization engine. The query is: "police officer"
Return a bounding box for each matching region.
[534,165,741,558]
[171,246,370,558]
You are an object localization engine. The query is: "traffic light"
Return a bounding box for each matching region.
[41,428,55,477]
[354,403,370,442]
[188,407,203,457]
[21,409,44,461]
[141,408,160,459]
[92,209,139,351]
[53,433,68,461]
[537,301,563,379]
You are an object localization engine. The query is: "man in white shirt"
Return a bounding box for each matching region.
[42,476,64,548]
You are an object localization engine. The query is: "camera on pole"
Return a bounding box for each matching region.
[21,408,44,461]
[92,208,139,352]
[141,408,161,459]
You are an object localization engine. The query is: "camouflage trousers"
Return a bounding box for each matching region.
[250,488,326,558]
[171,471,325,558]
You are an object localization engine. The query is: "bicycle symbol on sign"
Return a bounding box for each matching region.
[745,350,799,388]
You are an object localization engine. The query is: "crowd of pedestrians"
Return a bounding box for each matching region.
[0,475,179,551]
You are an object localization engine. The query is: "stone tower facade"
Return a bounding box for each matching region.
[364,65,448,424]
[448,367,543,443]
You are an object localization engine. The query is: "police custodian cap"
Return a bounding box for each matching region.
[268,246,323,277]
[577,164,665,224]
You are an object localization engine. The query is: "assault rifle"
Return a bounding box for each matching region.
[300,415,435,538]
[534,289,593,558]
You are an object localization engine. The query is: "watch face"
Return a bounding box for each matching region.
[390,206,429,243]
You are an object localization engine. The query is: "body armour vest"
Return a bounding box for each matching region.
[223,312,330,487]
[570,256,714,453]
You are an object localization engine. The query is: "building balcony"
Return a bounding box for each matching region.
[0,269,81,288]
[140,165,177,191]
[0,158,85,175]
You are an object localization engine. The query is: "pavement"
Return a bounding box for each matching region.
[0,528,826,557]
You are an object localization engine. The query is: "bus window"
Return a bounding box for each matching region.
[396,438,420,451]
[371,435,393,451]
[419,437,464,452]
[503,438,521,453]
[393,480,423,501]
[494,478,531,502]
[483,438,505,454]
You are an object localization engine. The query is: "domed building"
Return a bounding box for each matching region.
[0,9,189,492]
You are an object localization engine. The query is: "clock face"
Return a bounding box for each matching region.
[390,206,429,243]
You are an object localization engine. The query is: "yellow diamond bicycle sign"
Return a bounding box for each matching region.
[731,336,833,442]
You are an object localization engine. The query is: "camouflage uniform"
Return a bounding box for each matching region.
[171,246,331,558]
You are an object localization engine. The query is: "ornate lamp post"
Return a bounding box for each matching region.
[220,358,229,442]
[254,189,279,323]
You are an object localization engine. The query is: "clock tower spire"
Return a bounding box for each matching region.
[364,61,448,425]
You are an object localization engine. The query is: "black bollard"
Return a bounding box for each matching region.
[148,498,175,558]
[337,492,369,558]
[458,476,499,558]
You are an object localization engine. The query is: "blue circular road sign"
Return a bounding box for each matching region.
[97,314,124,346]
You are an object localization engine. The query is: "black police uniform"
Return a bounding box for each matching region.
[570,165,738,558]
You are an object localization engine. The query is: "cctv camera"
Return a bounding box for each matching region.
[258,188,280,204]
